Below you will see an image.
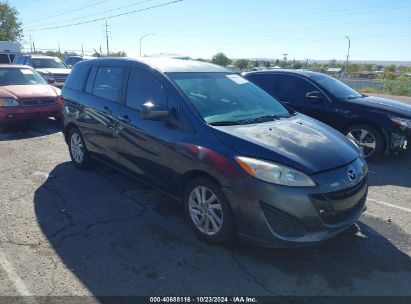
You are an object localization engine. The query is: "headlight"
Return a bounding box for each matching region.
[390,116,411,129]
[235,156,316,187]
[0,98,19,107]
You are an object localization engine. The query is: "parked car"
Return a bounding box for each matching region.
[61,58,367,248]
[245,70,411,160]
[0,41,21,64]
[0,64,62,123]
[64,55,95,67]
[13,54,71,88]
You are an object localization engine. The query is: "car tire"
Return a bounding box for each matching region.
[345,124,385,160]
[68,127,92,169]
[183,178,235,245]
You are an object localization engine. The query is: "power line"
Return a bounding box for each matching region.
[27,0,157,28]
[24,0,111,24]
[26,0,184,32]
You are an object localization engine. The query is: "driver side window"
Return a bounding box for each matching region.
[275,75,318,103]
[126,68,167,110]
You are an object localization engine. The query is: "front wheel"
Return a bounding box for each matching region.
[68,127,92,168]
[183,178,235,245]
[345,124,385,160]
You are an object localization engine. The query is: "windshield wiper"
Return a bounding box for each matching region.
[209,120,244,126]
[237,114,283,124]
[209,115,286,126]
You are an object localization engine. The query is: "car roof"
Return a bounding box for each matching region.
[0,64,33,69]
[78,57,231,73]
[245,69,321,78]
[19,54,60,59]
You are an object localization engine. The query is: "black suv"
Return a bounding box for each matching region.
[13,54,71,88]
[245,70,411,159]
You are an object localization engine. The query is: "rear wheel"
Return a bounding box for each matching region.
[184,178,235,245]
[68,127,92,168]
[345,124,385,160]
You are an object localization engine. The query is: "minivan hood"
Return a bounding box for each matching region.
[212,114,360,174]
[348,96,411,117]
[0,85,60,99]
[36,68,71,75]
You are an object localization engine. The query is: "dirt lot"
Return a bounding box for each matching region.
[1,95,411,300]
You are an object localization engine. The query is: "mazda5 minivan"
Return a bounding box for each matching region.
[61,58,368,247]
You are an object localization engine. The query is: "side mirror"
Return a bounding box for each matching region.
[306,91,324,102]
[140,101,170,121]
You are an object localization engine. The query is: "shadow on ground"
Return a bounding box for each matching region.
[367,149,411,187]
[0,118,61,141]
[33,162,411,296]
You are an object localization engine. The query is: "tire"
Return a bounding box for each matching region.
[345,124,385,160]
[183,178,236,245]
[68,127,92,168]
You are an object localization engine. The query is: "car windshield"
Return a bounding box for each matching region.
[312,74,363,99]
[0,67,47,85]
[32,58,67,69]
[169,72,291,125]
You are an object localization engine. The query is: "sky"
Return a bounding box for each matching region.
[7,0,411,61]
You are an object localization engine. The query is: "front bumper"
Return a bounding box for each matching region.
[223,157,368,248]
[0,104,62,122]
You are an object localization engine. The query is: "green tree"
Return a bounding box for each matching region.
[263,61,271,68]
[235,59,249,70]
[212,52,232,66]
[253,60,259,67]
[292,60,303,69]
[0,3,23,41]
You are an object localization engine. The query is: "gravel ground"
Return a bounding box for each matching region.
[0,117,410,301]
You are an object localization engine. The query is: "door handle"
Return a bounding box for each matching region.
[101,106,112,115]
[117,115,131,124]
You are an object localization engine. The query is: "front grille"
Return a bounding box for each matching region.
[21,99,57,106]
[320,195,366,225]
[310,178,367,225]
[260,202,306,237]
[321,177,367,201]
[52,74,68,83]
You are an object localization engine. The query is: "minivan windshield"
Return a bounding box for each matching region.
[312,74,363,100]
[0,67,47,86]
[169,72,291,125]
[32,58,67,69]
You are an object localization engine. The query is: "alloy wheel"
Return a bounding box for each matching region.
[346,128,377,158]
[188,186,224,236]
[70,133,84,164]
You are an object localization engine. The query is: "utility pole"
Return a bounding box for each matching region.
[305,58,309,68]
[100,44,102,56]
[282,53,288,68]
[29,35,33,53]
[32,42,36,53]
[104,20,110,56]
[58,43,61,56]
[81,44,84,56]
[345,35,351,77]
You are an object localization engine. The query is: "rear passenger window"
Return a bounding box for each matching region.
[92,67,124,102]
[248,74,274,93]
[65,65,90,91]
[126,68,167,110]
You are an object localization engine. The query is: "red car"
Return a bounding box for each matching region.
[0,64,62,123]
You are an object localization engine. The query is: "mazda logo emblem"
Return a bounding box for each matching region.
[347,167,357,182]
